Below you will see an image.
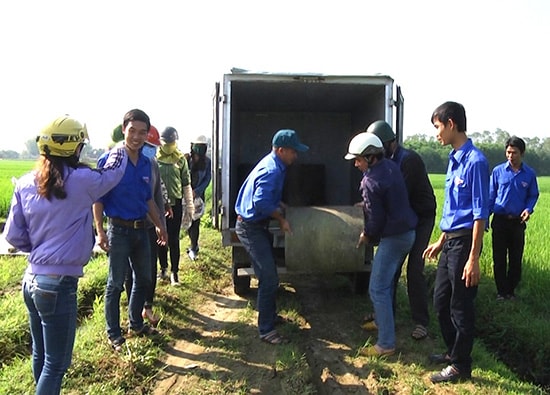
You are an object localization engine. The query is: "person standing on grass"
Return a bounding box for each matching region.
[235,129,309,345]
[489,136,539,301]
[423,101,489,384]
[366,120,436,341]
[4,116,128,395]
[156,126,195,285]
[185,135,212,261]
[93,109,167,351]
[345,132,417,357]
[121,125,169,327]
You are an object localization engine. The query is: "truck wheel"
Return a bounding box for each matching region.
[232,247,251,296]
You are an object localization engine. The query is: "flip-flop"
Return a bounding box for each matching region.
[260,330,289,345]
[411,324,428,340]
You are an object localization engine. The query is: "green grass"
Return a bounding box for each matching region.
[0,179,549,394]
[0,159,34,219]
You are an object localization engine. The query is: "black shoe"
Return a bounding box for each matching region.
[429,353,451,364]
[430,365,471,383]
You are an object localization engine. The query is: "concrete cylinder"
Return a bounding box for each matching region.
[284,206,366,273]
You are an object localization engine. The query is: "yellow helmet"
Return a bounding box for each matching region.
[36,116,89,157]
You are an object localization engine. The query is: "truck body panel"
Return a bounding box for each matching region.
[212,71,403,280]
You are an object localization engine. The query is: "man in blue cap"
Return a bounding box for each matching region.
[234,129,309,345]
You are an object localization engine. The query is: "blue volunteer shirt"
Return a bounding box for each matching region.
[440,139,490,232]
[489,161,539,216]
[98,149,153,220]
[235,151,285,222]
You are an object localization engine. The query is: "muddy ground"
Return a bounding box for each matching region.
[151,273,453,395]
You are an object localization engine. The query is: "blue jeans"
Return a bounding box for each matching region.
[105,224,151,339]
[125,227,159,308]
[369,230,415,350]
[235,219,279,337]
[22,272,79,395]
[433,235,478,374]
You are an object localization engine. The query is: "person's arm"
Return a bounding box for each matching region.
[522,171,540,222]
[147,199,168,245]
[92,201,109,252]
[462,218,484,287]
[422,232,445,261]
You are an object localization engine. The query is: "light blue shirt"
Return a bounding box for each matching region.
[489,161,539,216]
[440,139,489,232]
[235,151,286,222]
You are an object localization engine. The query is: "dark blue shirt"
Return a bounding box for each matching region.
[489,161,539,216]
[97,149,153,220]
[235,151,285,222]
[392,145,436,219]
[360,158,417,243]
[440,139,489,232]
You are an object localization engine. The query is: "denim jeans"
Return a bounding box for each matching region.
[433,235,478,374]
[125,227,159,308]
[369,230,415,350]
[105,224,151,339]
[235,219,279,337]
[22,272,79,395]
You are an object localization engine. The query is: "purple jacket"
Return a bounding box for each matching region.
[5,148,128,277]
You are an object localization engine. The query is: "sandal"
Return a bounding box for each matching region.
[360,344,395,357]
[109,336,126,352]
[142,308,160,327]
[260,330,289,345]
[361,321,378,331]
[411,324,428,340]
[363,312,376,322]
[131,323,159,337]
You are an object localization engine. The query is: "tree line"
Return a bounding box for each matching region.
[404,129,550,175]
[2,129,550,176]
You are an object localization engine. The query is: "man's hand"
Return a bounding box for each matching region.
[356,232,369,248]
[278,218,292,235]
[520,209,530,223]
[96,229,109,252]
[423,238,443,261]
[156,226,168,246]
[462,258,481,287]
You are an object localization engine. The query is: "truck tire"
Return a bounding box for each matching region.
[232,247,251,296]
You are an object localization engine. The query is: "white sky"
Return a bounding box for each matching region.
[1,0,549,152]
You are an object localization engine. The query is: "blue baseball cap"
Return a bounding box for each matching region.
[272,129,309,152]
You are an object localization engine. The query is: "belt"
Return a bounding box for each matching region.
[237,215,270,226]
[110,217,146,229]
[445,228,472,240]
[495,214,521,220]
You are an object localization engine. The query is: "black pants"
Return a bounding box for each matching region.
[392,215,435,327]
[159,199,183,273]
[491,214,526,297]
[433,235,478,375]
[188,218,200,252]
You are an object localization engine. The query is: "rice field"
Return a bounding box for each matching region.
[0,160,34,219]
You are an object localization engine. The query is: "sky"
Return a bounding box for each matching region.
[1,0,549,153]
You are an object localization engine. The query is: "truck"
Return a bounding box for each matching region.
[211,70,404,295]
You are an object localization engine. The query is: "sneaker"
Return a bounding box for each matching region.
[187,249,198,261]
[429,353,451,364]
[496,294,506,301]
[158,269,168,280]
[171,272,180,286]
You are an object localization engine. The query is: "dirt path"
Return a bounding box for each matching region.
[152,273,444,394]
